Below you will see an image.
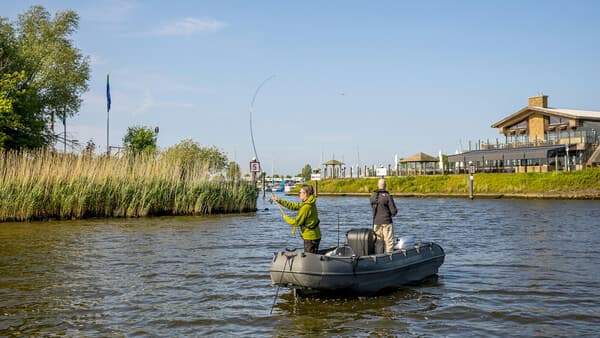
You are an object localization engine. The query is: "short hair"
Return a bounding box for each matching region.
[300,184,314,196]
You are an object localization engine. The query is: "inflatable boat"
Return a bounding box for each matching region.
[269,228,445,296]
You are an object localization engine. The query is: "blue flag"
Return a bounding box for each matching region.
[106,74,111,112]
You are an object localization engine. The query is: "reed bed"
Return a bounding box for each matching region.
[0,150,258,222]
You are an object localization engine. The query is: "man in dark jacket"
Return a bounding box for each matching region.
[370,178,398,254]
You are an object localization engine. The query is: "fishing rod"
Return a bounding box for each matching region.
[249,75,275,200]
[273,198,286,217]
[249,74,276,163]
[272,193,298,235]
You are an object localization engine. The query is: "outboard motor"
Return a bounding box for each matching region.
[394,236,416,250]
[346,228,375,256]
[325,246,355,257]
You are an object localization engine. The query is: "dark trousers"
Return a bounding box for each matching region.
[304,239,321,254]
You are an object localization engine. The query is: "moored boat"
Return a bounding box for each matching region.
[269,229,445,296]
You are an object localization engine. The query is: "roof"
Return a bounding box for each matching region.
[400,152,438,163]
[323,159,344,165]
[491,106,600,128]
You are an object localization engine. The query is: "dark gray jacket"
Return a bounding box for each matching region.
[370,189,398,225]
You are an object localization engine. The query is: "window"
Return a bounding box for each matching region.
[549,116,568,125]
[508,119,528,130]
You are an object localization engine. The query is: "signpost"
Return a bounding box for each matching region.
[376,167,387,177]
[311,172,321,197]
[468,161,475,200]
[249,159,261,187]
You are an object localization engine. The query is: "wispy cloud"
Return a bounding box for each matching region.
[89,54,108,66]
[80,1,140,24]
[155,17,227,36]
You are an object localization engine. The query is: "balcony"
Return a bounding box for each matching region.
[474,129,598,151]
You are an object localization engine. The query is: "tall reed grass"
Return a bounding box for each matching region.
[0,150,258,222]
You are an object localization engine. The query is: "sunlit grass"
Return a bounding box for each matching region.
[312,169,600,196]
[0,150,258,222]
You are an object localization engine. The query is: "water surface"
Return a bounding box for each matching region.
[1,195,599,336]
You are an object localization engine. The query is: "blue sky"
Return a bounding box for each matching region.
[3,1,600,175]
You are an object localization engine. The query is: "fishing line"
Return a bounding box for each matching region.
[270,254,289,315]
[249,74,276,163]
[272,193,296,250]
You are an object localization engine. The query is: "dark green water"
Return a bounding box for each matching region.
[1,195,598,336]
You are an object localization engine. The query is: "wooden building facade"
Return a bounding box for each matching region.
[448,96,600,173]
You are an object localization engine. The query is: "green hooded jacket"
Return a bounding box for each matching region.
[278,195,321,240]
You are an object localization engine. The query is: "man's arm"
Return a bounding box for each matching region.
[369,192,378,212]
[389,195,398,217]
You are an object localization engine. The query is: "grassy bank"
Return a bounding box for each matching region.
[0,150,258,222]
[310,169,600,198]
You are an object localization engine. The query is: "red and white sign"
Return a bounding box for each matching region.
[249,161,261,173]
[311,173,321,181]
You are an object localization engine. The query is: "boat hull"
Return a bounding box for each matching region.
[269,242,444,295]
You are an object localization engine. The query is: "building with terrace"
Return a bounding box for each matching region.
[448,95,600,173]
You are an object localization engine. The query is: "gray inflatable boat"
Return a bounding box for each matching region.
[269,228,445,296]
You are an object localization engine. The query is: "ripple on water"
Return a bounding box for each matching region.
[1,198,599,336]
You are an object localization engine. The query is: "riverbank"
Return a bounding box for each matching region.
[0,150,257,222]
[307,168,600,199]
[314,191,600,199]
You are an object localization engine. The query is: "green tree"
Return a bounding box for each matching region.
[122,126,157,153]
[226,161,241,181]
[0,70,46,149]
[16,6,90,127]
[0,19,46,149]
[301,164,312,181]
[0,18,18,74]
[0,6,90,150]
[162,139,228,177]
[0,71,26,148]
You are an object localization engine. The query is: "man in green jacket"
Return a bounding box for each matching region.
[271,184,321,253]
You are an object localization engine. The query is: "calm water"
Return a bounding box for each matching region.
[1,195,599,337]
